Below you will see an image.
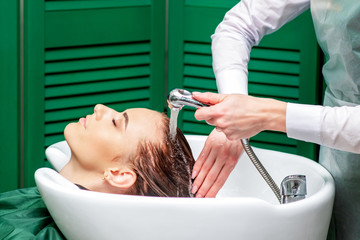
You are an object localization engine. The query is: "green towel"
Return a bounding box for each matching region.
[0,187,65,239]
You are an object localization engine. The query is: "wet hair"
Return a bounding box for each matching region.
[128,113,195,197]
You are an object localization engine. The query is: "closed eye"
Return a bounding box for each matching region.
[112,112,128,130]
[123,112,129,130]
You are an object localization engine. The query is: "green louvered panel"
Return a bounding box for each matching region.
[168,0,321,159]
[4,0,168,190]
[248,47,300,102]
[41,0,166,159]
[44,41,152,148]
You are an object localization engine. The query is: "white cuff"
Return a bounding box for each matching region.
[216,69,248,95]
[286,103,323,144]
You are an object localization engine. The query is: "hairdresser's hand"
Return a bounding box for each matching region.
[191,129,243,197]
[193,92,287,140]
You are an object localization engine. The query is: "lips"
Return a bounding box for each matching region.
[79,117,86,128]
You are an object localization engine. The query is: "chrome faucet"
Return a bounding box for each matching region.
[280,175,307,204]
[168,88,209,110]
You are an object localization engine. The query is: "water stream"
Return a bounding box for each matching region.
[169,107,180,140]
[169,107,194,197]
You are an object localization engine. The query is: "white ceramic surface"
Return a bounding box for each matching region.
[35,135,335,240]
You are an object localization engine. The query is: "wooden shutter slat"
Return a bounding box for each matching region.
[184,65,214,79]
[46,66,150,86]
[184,53,211,66]
[45,100,150,122]
[45,89,150,111]
[184,42,211,55]
[249,71,299,86]
[45,55,150,74]
[251,48,300,62]
[46,42,151,61]
[249,59,300,75]
[45,78,150,98]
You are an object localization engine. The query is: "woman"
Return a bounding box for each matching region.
[0,104,195,239]
[61,104,195,197]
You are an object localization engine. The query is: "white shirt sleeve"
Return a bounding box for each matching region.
[287,103,360,154]
[212,0,310,94]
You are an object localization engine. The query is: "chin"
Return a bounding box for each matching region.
[64,122,77,144]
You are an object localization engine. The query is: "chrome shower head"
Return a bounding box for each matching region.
[168,88,209,110]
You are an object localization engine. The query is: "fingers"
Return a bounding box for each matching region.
[191,139,212,180]
[191,130,243,198]
[195,107,220,122]
[192,142,223,197]
[193,92,225,105]
[195,108,210,121]
[191,136,217,194]
[193,148,227,197]
[194,93,227,122]
[204,161,237,197]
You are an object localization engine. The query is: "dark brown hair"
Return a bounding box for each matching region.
[128,113,195,197]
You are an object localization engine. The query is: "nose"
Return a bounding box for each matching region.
[94,104,109,120]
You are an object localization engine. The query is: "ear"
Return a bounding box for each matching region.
[104,168,137,189]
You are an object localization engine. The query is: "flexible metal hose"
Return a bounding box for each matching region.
[168,89,282,203]
[241,139,281,203]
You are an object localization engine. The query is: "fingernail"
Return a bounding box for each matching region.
[196,193,202,198]
[192,185,198,194]
[191,170,197,179]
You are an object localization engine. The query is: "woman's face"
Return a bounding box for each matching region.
[64,104,164,172]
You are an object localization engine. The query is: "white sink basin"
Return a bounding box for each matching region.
[35,135,335,240]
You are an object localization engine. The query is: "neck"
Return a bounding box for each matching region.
[60,155,127,194]
[60,156,102,191]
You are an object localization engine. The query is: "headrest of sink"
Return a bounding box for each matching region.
[35,167,80,192]
[45,141,71,172]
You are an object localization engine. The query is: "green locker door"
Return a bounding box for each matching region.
[5,0,167,191]
[168,0,321,160]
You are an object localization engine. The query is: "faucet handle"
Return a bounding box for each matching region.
[280,175,307,204]
[168,88,209,109]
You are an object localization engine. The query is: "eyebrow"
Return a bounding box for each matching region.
[123,112,129,130]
